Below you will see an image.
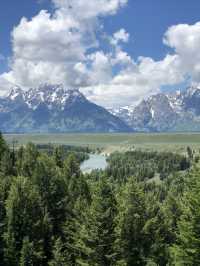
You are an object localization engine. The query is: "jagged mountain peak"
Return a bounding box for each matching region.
[6,84,86,110]
[185,85,200,97]
[8,86,24,100]
[109,85,200,132]
[0,83,132,133]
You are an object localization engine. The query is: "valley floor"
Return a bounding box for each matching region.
[4,132,200,153]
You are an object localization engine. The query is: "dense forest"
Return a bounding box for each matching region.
[0,133,199,265]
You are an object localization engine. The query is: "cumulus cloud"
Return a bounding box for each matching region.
[52,0,128,18]
[111,28,130,46]
[1,0,200,107]
[0,0,127,92]
[83,21,200,107]
[164,22,200,83]
[81,54,183,107]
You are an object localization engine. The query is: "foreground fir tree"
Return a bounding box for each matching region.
[0,175,13,265]
[4,176,48,266]
[0,132,8,161]
[116,177,149,266]
[33,153,67,236]
[17,143,39,177]
[171,166,200,265]
[19,237,35,266]
[50,154,91,266]
[77,177,118,266]
[49,238,71,266]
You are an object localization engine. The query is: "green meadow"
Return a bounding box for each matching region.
[4,133,200,153]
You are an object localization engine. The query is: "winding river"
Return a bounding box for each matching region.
[81,154,108,173]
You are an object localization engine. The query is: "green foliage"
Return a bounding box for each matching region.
[117,178,149,266]
[171,166,200,265]
[0,132,8,160]
[49,238,70,266]
[4,176,47,265]
[19,237,36,266]
[0,133,200,265]
[107,150,190,182]
[17,143,39,177]
[77,177,118,266]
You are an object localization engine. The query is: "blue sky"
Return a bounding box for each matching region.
[0,0,200,107]
[105,0,200,59]
[1,0,200,64]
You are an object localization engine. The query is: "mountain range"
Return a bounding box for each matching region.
[0,84,131,133]
[1,84,200,133]
[110,86,200,132]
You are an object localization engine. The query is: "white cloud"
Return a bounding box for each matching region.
[164,21,200,83]
[81,54,184,107]
[5,8,90,89]
[52,0,128,18]
[1,1,200,107]
[111,28,130,45]
[84,21,200,107]
[0,0,127,92]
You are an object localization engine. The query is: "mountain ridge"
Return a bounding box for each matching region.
[0,84,132,133]
[109,86,200,132]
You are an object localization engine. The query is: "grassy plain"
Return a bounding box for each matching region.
[4,133,200,154]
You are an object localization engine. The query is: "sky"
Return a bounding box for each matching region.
[1,0,200,107]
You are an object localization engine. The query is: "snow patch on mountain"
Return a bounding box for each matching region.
[108,86,200,132]
[4,84,86,111]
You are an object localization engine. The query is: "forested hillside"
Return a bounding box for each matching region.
[0,133,199,265]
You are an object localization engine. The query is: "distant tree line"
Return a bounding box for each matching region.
[0,132,199,265]
[36,144,90,164]
[106,150,190,182]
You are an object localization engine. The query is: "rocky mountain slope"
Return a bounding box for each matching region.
[110,86,200,132]
[0,84,132,133]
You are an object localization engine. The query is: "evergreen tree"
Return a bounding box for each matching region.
[0,132,8,162]
[0,175,13,265]
[19,237,35,266]
[4,176,47,266]
[49,238,70,266]
[64,153,81,178]
[0,150,15,176]
[53,146,64,168]
[33,153,67,236]
[117,177,148,266]
[17,143,39,177]
[187,146,193,160]
[171,166,200,265]
[62,154,91,204]
[77,177,117,266]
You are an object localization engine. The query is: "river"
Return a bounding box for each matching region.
[80,154,108,173]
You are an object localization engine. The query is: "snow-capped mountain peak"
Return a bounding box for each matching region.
[8,86,24,101]
[108,86,200,132]
[0,84,131,133]
[6,84,86,110]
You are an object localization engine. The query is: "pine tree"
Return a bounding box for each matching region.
[49,238,71,266]
[18,143,39,177]
[117,177,148,266]
[171,166,200,265]
[4,176,47,266]
[0,132,8,162]
[77,177,118,266]
[64,153,81,179]
[62,154,91,205]
[19,237,35,266]
[32,153,67,237]
[0,150,15,176]
[53,146,64,168]
[0,174,13,265]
